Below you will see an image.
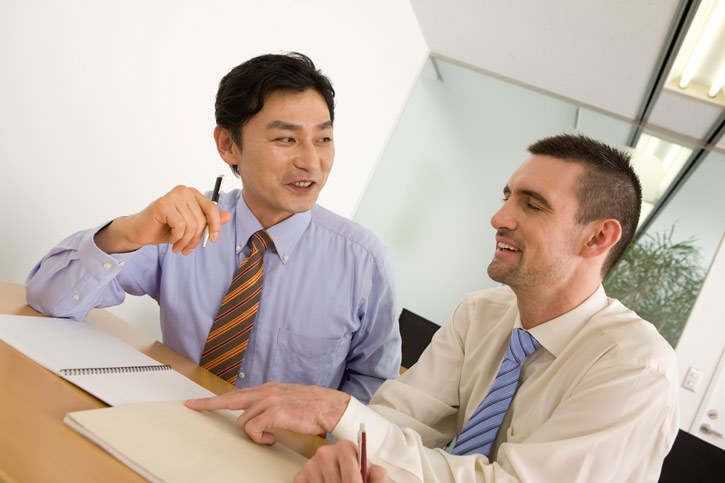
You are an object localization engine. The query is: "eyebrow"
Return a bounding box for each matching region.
[503,185,553,210]
[266,120,333,130]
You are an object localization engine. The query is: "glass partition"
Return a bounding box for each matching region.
[354,56,724,349]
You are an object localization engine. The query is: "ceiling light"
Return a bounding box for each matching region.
[644,135,659,155]
[708,64,725,96]
[662,144,681,172]
[679,0,725,89]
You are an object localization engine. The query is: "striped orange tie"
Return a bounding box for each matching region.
[200,230,274,383]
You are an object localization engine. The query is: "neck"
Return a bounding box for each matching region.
[242,193,293,229]
[515,279,601,329]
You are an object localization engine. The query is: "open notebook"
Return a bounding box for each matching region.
[64,401,307,482]
[0,314,214,405]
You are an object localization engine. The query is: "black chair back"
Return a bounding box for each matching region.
[659,429,725,482]
[398,308,440,369]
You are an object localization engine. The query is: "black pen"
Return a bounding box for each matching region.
[202,174,224,248]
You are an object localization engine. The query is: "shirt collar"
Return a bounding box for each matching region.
[235,192,312,264]
[517,285,608,357]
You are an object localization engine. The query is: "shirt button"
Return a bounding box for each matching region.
[102,263,111,270]
[239,372,245,379]
[73,294,80,301]
[236,245,242,252]
[283,255,289,262]
[119,261,126,267]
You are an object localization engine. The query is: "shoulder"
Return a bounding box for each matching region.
[460,285,517,318]
[309,205,390,262]
[583,299,677,378]
[449,286,517,333]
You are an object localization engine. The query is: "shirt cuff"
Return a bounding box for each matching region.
[78,222,135,279]
[331,397,393,457]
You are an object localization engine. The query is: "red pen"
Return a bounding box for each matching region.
[358,423,367,483]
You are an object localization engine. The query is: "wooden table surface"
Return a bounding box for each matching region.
[0,282,322,482]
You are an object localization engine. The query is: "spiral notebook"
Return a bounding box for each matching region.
[0,314,214,406]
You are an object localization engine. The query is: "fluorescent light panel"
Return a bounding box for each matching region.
[708,63,725,96]
[679,0,725,90]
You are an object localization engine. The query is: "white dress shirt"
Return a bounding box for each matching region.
[332,285,679,482]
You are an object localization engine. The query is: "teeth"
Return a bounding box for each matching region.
[498,242,519,251]
[293,181,312,187]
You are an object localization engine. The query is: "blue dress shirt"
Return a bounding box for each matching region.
[26,189,401,403]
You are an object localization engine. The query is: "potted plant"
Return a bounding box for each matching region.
[603,225,705,348]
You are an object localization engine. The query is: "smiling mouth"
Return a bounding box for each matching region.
[291,181,313,188]
[497,242,520,252]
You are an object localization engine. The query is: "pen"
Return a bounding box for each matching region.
[202,174,224,248]
[358,423,367,483]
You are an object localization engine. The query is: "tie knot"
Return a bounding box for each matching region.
[506,328,541,364]
[250,230,274,254]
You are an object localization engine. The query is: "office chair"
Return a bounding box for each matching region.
[658,429,725,482]
[398,308,441,371]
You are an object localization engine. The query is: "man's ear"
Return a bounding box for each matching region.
[214,126,238,167]
[582,219,622,259]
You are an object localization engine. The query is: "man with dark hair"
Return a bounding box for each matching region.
[189,134,679,482]
[527,134,642,276]
[215,53,336,180]
[26,52,401,403]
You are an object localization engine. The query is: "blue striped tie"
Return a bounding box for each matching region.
[451,328,541,457]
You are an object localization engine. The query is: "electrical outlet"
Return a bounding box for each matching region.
[683,367,704,392]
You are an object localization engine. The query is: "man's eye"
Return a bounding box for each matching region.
[527,203,541,211]
[319,136,333,143]
[277,137,294,143]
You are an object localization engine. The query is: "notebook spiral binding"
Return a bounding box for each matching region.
[60,365,173,376]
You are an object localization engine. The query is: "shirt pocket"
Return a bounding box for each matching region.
[269,327,344,387]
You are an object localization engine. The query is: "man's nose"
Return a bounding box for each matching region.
[490,201,516,231]
[293,139,321,171]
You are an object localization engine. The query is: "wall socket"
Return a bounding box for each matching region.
[683,367,704,392]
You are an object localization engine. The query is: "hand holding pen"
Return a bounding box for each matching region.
[290,437,387,482]
[94,176,231,256]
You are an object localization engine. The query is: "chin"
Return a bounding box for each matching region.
[487,264,513,285]
[284,201,316,214]
[487,262,502,281]
[488,272,505,284]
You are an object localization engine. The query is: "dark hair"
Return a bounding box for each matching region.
[215,52,335,177]
[528,134,642,277]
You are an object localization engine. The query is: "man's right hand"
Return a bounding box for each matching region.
[94,185,232,255]
[294,440,389,483]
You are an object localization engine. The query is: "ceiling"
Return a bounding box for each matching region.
[410,0,725,151]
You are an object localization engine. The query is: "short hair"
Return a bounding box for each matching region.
[528,134,642,277]
[215,52,335,177]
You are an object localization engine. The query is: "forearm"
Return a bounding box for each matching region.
[94,216,144,254]
[26,225,135,318]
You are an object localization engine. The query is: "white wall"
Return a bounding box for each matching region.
[676,233,725,430]
[0,0,428,338]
